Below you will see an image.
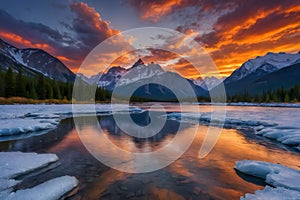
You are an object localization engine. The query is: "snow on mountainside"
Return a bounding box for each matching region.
[0,39,75,82]
[98,66,127,90]
[94,59,165,90]
[78,59,208,98]
[77,72,102,85]
[116,63,165,86]
[193,76,225,90]
[225,52,300,83]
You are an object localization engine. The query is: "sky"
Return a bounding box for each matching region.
[0,0,299,78]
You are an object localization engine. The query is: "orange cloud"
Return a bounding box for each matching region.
[197,2,300,77]
[141,0,182,22]
[0,31,50,50]
[70,2,120,38]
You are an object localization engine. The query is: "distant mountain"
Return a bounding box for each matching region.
[0,39,75,82]
[96,59,165,90]
[245,62,300,93]
[222,52,300,96]
[192,76,225,90]
[113,64,207,100]
[83,59,207,100]
[77,72,102,85]
[225,52,300,84]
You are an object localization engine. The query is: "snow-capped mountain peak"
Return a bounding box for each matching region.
[131,58,144,68]
[90,59,166,89]
[226,52,300,83]
[116,62,165,86]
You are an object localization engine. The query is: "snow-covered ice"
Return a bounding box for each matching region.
[197,102,300,108]
[235,160,300,191]
[167,105,300,150]
[0,152,58,179]
[0,104,142,138]
[6,175,78,200]
[235,160,300,199]
[0,152,78,200]
[241,186,300,200]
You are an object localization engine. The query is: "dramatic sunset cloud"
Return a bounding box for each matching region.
[128,0,300,77]
[0,2,121,73]
[127,0,182,22]
[0,1,299,78]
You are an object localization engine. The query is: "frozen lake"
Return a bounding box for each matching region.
[0,103,299,199]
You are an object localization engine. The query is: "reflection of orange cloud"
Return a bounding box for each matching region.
[0,31,50,49]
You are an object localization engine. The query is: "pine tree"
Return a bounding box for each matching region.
[53,82,62,99]
[16,69,26,97]
[265,93,270,102]
[37,74,46,99]
[5,67,16,97]
[47,84,53,99]
[284,92,290,102]
[29,86,37,99]
[0,70,4,97]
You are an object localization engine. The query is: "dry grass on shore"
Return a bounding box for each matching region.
[0,97,71,104]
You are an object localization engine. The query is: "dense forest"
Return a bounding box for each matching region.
[0,68,111,102]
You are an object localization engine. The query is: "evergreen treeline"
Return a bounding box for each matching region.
[0,68,111,102]
[228,85,300,103]
[1,67,299,103]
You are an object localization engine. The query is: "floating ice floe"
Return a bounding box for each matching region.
[0,152,78,200]
[235,160,300,199]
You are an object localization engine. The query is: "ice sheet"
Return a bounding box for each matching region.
[0,104,142,137]
[167,105,300,150]
[0,152,78,200]
[0,152,58,179]
[241,186,300,200]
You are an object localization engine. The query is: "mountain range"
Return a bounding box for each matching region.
[79,59,208,99]
[1,38,300,100]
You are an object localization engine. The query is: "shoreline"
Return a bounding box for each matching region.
[1,97,300,108]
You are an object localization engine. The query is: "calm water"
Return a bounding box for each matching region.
[0,104,300,200]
